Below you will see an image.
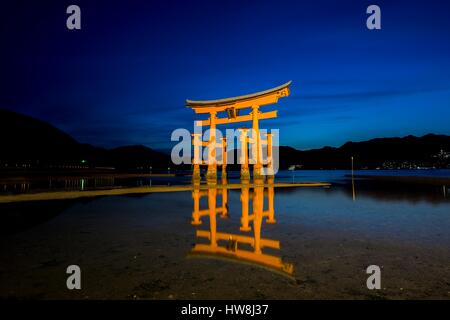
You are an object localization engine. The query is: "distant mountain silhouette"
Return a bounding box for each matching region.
[277,134,450,169]
[0,109,80,160]
[0,109,170,171]
[1,109,449,171]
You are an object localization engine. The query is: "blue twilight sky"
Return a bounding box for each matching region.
[1,0,450,150]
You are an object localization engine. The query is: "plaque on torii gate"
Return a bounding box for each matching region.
[186,81,291,182]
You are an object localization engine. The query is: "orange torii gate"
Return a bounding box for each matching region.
[186,81,292,182]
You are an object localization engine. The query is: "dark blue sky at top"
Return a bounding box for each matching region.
[1,0,450,150]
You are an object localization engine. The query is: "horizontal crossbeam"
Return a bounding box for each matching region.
[196,110,277,127]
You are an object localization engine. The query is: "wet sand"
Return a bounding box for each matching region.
[1,189,449,300]
[0,182,330,203]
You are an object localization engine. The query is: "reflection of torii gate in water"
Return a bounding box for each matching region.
[186,81,292,182]
[189,177,294,276]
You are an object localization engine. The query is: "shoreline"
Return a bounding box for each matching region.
[0,182,331,203]
[0,172,177,183]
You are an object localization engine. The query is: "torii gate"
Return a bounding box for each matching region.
[186,81,291,182]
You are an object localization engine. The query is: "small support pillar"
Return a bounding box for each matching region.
[221,137,227,181]
[192,133,201,181]
[239,128,250,181]
[206,111,217,182]
[252,105,263,180]
[267,132,274,178]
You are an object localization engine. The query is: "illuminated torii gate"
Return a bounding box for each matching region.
[187,81,291,181]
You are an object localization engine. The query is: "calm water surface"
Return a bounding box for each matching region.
[1,170,449,299]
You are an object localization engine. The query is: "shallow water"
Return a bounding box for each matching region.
[1,171,449,299]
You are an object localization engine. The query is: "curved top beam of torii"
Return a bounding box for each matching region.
[186,81,292,114]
